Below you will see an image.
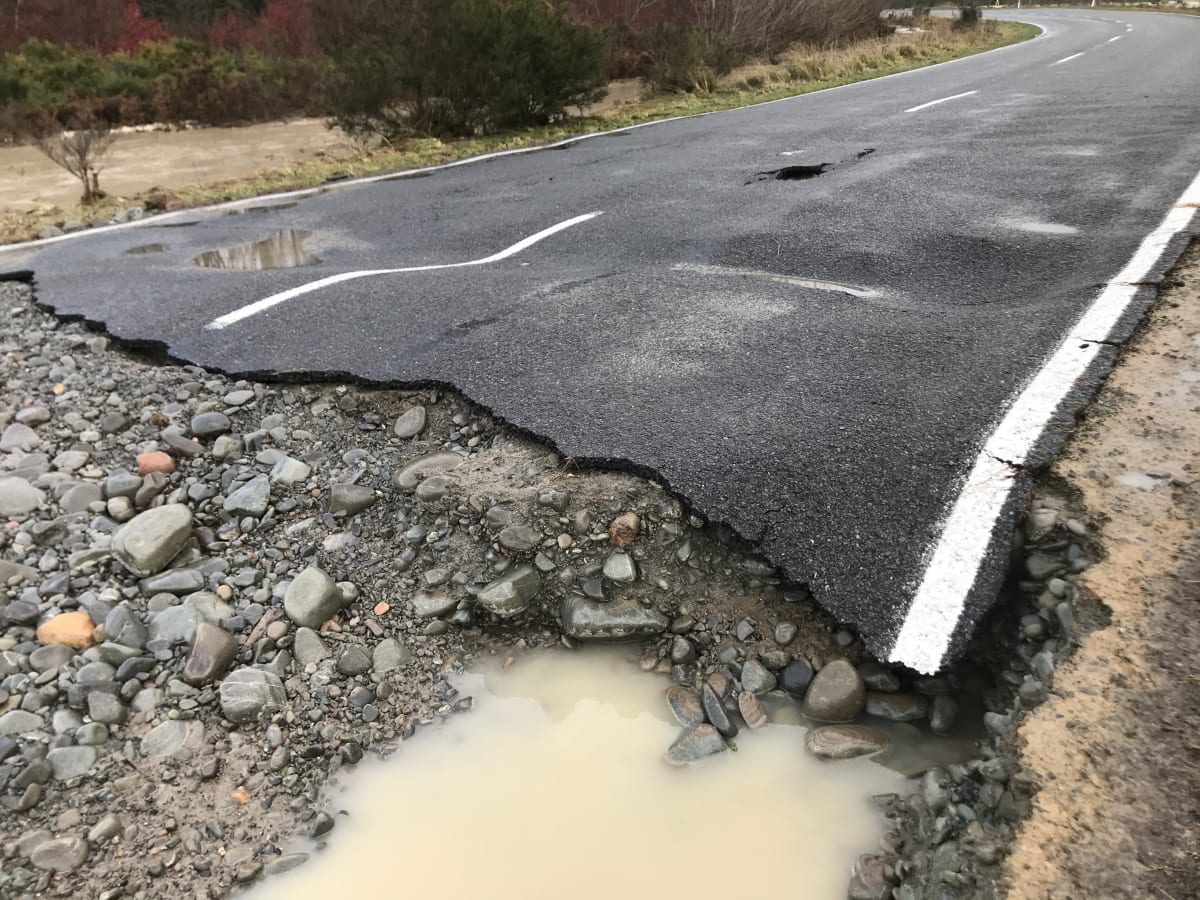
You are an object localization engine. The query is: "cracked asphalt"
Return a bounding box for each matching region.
[4,9,1200,668]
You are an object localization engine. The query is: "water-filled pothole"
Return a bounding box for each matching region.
[247,648,934,900]
[193,230,318,270]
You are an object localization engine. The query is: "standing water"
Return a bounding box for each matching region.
[248,647,906,900]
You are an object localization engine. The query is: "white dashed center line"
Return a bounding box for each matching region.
[1051,52,1085,66]
[903,90,979,113]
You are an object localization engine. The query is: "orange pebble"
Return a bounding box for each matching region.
[137,451,175,476]
[36,610,96,649]
[374,602,390,616]
[231,786,251,805]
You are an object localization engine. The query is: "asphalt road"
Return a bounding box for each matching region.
[5,9,1200,671]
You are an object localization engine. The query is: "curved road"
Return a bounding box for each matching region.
[4,9,1199,671]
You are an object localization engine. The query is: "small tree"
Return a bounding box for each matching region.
[32,113,117,205]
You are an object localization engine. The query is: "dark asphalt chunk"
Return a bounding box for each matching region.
[8,10,1200,669]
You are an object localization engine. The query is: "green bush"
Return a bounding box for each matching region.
[637,25,738,94]
[327,0,607,141]
[0,37,328,140]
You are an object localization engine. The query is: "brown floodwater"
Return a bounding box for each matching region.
[247,647,909,900]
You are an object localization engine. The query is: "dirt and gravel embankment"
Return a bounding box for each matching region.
[1002,244,1200,900]
[0,240,1196,900]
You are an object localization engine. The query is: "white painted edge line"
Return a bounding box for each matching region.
[0,22,1052,255]
[205,211,602,330]
[1051,51,1085,65]
[670,262,882,299]
[888,168,1200,674]
[904,90,979,114]
[1107,35,1122,43]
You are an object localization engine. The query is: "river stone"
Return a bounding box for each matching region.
[859,661,902,692]
[87,693,127,725]
[105,469,141,498]
[930,695,959,734]
[30,643,75,672]
[0,559,38,584]
[223,475,270,518]
[183,623,238,686]
[372,638,412,673]
[561,595,668,640]
[89,813,124,844]
[0,477,45,517]
[1,423,41,452]
[666,687,705,727]
[393,406,426,439]
[148,603,202,645]
[102,604,147,649]
[702,682,738,738]
[336,644,372,676]
[412,591,458,618]
[803,659,866,723]
[329,483,376,517]
[112,504,193,577]
[738,691,768,730]
[804,725,892,760]
[140,568,204,595]
[270,456,311,485]
[60,482,102,513]
[0,709,44,737]
[30,837,88,873]
[740,659,777,695]
[219,667,286,723]
[602,551,638,584]
[664,724,727,766]
[284,566,344,627]
[865,691,929,722]
[47,746,97,780]
[780,658,814,696]
[140,719,205,757]
[293,627,330,666]
[498,525,540,553]
[36,610,95,648]
[477,566,541,618]
[391,451,465,492]
[190,411,232,439]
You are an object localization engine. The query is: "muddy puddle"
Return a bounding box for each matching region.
[247,647,929,900]
[193,229,317,270]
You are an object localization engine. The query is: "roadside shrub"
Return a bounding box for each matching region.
[955,5,982,29]
[0,37,329,138]
[637,24,737,93]
[326,0,607,141]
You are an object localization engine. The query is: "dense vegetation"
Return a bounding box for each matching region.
[0,0,892,143]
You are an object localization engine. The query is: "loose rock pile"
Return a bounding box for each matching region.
[0,281,865,899]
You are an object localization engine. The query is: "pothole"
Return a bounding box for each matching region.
[748,149,874,184]
[749,163,832,183]
[192,229,319,270]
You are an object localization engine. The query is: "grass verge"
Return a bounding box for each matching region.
[0,19,1038,245]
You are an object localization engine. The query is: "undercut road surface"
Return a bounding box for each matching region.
[5,10,1200,672]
